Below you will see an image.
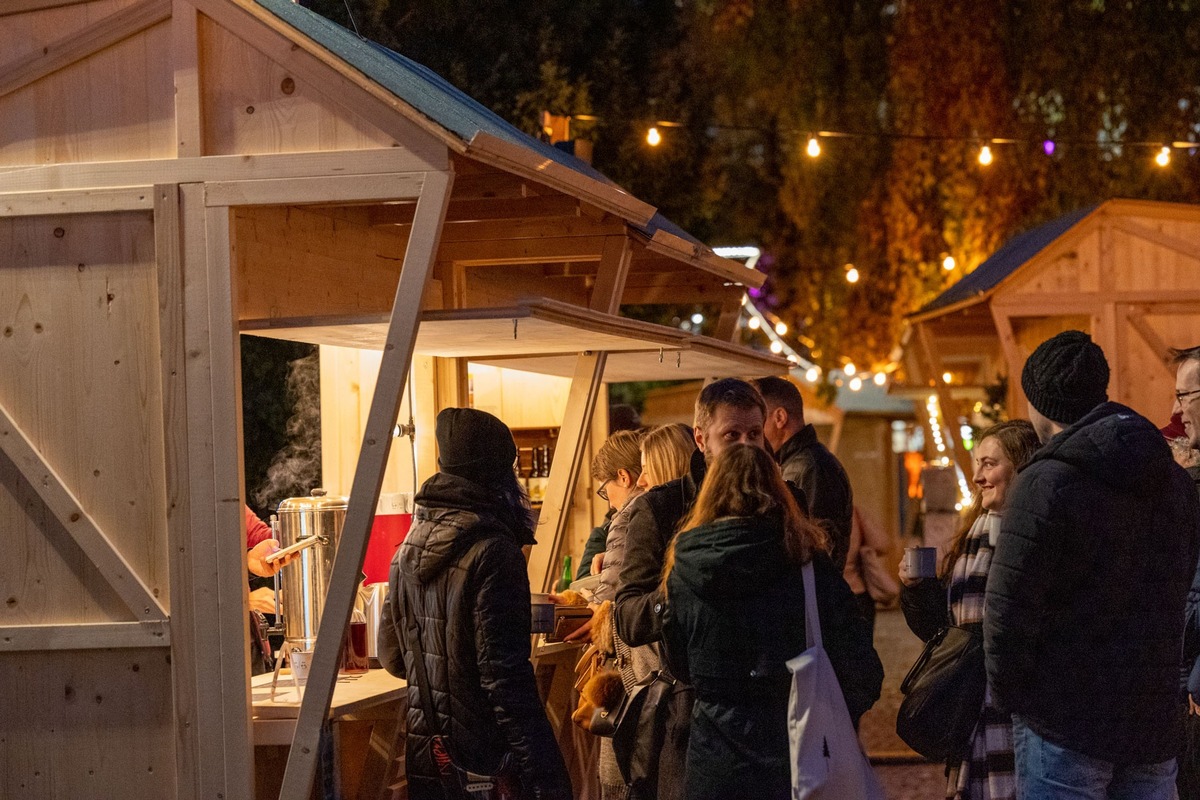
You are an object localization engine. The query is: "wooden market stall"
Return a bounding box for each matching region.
[0,1,790,798]
[903,199,1200,473]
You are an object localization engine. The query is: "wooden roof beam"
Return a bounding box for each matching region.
[369,193,582,226]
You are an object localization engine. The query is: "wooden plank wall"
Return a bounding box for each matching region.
[0,210,175,794]
[0,0,175,165]
[197,13,398,155]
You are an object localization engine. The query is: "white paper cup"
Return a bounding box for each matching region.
[290,649,314,686]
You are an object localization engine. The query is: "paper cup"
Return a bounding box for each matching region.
[290,649,314,686]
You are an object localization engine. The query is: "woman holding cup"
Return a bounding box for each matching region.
[899,420,1040,800]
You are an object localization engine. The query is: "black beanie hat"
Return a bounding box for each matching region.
[436,407,517,482]
[1021,330,1110,425]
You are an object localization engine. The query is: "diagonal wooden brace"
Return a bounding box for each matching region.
[0,400,167,621]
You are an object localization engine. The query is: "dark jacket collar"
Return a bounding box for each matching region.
[776,423,818,465]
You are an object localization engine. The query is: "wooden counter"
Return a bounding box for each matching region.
[251,669,407,800]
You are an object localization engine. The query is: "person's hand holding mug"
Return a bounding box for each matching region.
[898,557,920,587]
[247,539,300,577]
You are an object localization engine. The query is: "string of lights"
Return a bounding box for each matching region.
[624,121,1198,166]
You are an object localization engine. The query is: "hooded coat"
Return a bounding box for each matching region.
[662,513,882,800]
[984,402,1200,765]
[377,473,572,800]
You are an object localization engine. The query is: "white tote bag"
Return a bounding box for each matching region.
[786,561,886,800]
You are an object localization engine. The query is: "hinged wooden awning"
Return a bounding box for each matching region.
[240,299,788,381]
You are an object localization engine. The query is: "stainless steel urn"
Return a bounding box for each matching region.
[276,488,348,650]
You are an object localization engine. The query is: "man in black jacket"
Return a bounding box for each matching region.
[985,331,1200,800]
[753,375,854,569]
[612,378,811,800]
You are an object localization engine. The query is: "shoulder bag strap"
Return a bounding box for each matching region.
[801,560,822,650]
[400,578,443,737]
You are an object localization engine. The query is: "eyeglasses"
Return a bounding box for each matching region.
[597,480,610,502]
[1176,388,1200,404]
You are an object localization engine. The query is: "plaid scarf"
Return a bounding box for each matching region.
[946,512,1016,800]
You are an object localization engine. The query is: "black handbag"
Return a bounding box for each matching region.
[609,670,676,790]
[896,623,986,762]
[402,583,522,800]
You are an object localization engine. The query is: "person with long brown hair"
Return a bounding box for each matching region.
[661,444,882,800]
[899,419,1040,800]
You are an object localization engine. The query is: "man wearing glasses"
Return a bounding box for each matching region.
[1174,345,1200,456]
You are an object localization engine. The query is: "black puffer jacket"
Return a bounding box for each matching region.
[984,402,1200,764]
[777,425,854,570]
[662,514,882,800]
[378,473,572,800]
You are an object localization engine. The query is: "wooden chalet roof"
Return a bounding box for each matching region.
[911,205,1098,320]
[249,0,760,289]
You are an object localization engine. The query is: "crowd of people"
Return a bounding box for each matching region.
[374,329,1200,800]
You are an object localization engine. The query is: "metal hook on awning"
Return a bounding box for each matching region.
[676,351,682,368]
[513,318,518,340]
[658,347,664,363]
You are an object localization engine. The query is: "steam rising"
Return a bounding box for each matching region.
[254,351,322,511]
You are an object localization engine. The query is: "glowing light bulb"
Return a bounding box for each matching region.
[1043,140,1056,156]
[747,316,761,330]
[646,127,662,147]
[787,355,799,364]
[805,367,820,382]
[978,145,993,166]
[846,267,860,284]
[806,136,821,158]
[844,362,857,377]
[873,372,887,386]
[1156,146,1171,167]
[942,371,953,384]
[690,312,704,325]
[770,340,784,354]
[942,255,956,271]
[848,377,863,391]
[775,321,788,335]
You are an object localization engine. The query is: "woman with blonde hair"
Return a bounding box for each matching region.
[637,423,695,490]
[899,419,1041,800]
[661,444,882,800]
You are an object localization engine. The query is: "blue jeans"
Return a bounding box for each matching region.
[1013,716,1178,800]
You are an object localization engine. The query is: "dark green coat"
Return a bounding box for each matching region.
[662,514,883,800]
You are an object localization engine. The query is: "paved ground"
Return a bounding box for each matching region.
[862,607,945,799]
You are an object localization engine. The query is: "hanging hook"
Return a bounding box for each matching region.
[513,318,519,340]
[658,347,664,363]
[676,351,682,368]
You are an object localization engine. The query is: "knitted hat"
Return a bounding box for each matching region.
[436,408,517,483]
[1021,330,1110,425]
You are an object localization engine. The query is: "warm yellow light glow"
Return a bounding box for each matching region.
[873,372,887,386]
[775,321,788,335]
[1156,146,1171,167]
[646,127,662,147]
[978,145,993,166]
[942,371,953,384]
[846,267,860,284]
[770,340,784,354]
[943,255,956,271]
[844,362,857,377]
[806,136,821,158]
[747,316,761,330]
[848,377,863,391]
[805,367,820,382]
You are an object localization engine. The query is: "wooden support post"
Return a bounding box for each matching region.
[527,236,631,591]
[279,169,454,799]
[0,620,169,651]
[990,306,1026,419]
[178,183,253,799]
[1126,306,1175,374]
[156,183,201,800]
[172,0,203,157]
